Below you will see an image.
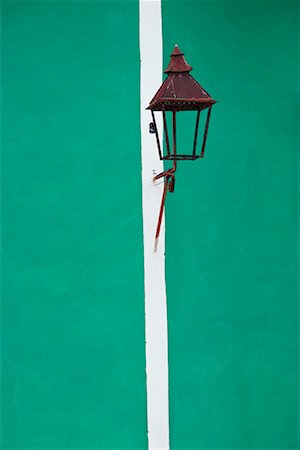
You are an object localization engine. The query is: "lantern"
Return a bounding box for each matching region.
[147,45,216,249]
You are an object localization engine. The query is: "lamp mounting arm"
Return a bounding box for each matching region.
[153,160,176,251]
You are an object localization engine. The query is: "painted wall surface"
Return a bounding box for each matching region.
[2,2,147,449]
[163,1,299,449]
[1,0,299,449]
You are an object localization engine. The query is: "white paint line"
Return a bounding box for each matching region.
[139,1,170,449]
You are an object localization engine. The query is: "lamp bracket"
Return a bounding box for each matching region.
[153,161,177,251]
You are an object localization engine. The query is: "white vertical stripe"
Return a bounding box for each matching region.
[139,1,170,449]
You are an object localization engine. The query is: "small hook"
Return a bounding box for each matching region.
[149,122,156,134]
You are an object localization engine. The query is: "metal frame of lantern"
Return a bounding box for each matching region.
[149,104,213,161]
[147,45,216,249]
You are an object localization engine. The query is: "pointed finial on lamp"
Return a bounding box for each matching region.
[165,44,192,73]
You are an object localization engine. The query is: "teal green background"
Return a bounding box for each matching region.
[2,1,147,449]
[1,0,299,449]
[163,1,299,449]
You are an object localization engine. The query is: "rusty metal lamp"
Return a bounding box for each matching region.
[147,45,216,249]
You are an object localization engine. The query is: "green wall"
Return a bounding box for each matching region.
[2,2,147,449]
[1,0,299,449]
[163,1,299,448]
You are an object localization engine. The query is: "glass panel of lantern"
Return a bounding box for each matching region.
[150,104,212,161]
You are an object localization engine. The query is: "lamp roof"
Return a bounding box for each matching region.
[148,45,216,111]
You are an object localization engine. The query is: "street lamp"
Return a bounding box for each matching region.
[147,45,216,249]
